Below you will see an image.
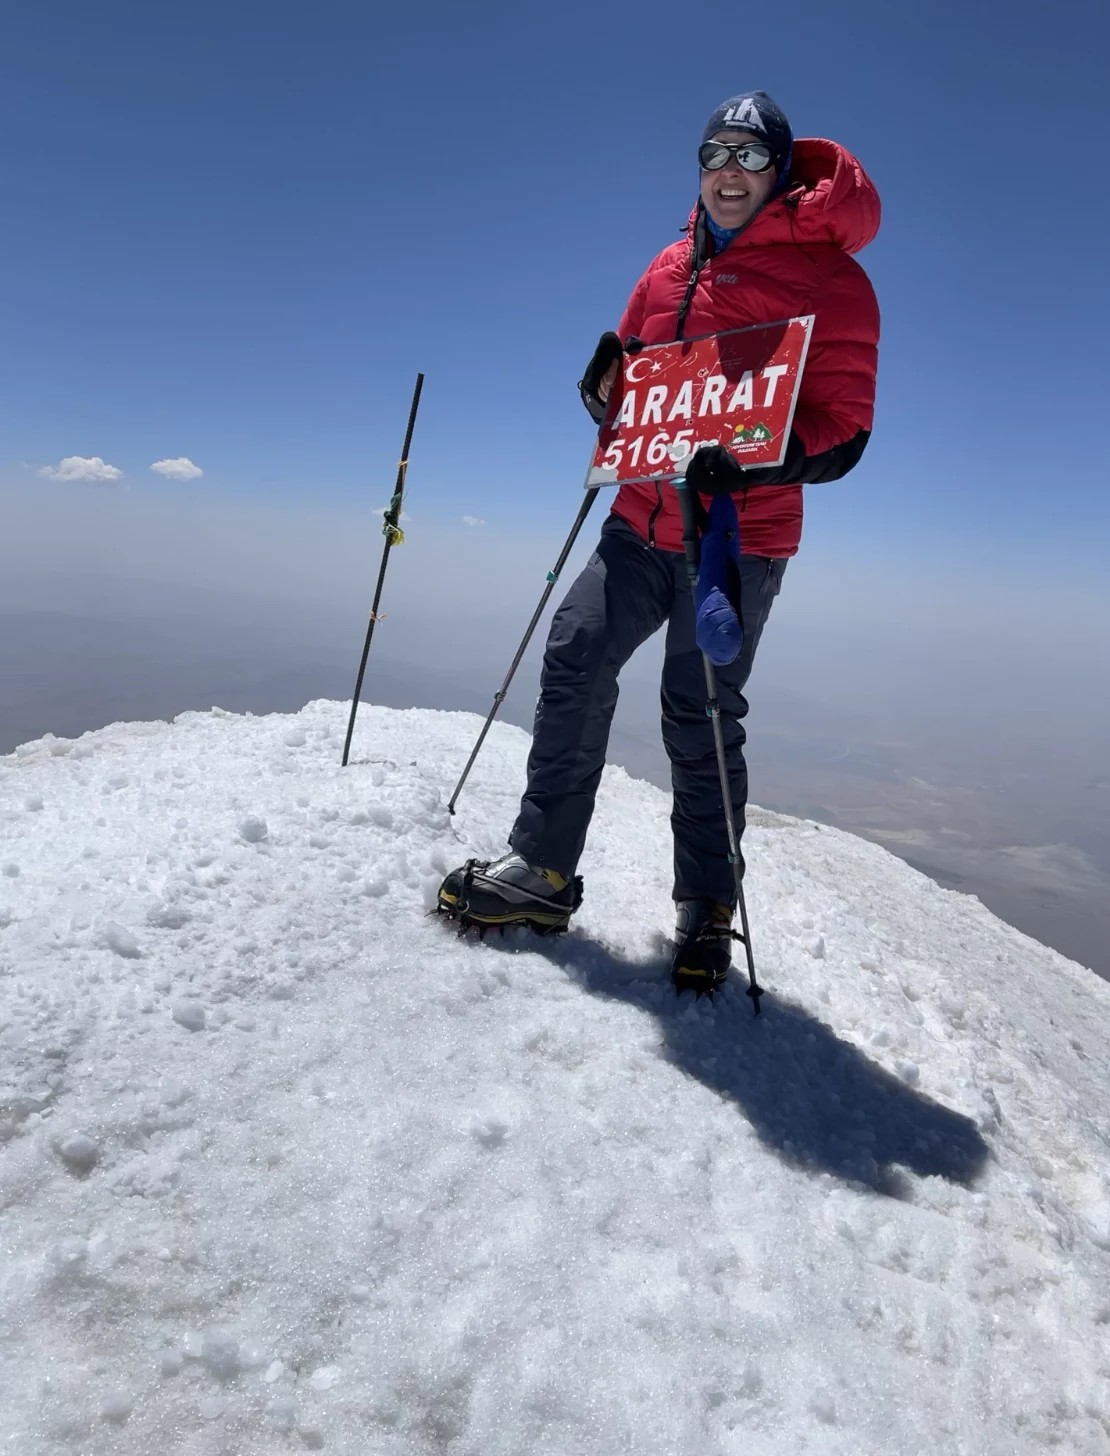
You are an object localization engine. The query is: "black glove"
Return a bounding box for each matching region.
[578,331,624,423]
[683,444,747,496]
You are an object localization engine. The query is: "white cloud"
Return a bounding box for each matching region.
[151,457,203,481]
[462,515,487,527]
[38,456,123,483]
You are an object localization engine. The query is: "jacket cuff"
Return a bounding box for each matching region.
[740,428,871,486]
[579,382,609,424]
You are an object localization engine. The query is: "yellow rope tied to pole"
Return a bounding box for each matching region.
[382,458,409,545]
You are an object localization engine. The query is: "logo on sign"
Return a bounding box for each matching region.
[731,421,774,453]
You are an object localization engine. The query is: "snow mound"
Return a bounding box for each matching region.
[1,700,1109,1454]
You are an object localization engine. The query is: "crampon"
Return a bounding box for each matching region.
[435,855,583,937]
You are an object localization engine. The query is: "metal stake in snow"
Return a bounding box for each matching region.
[674,477,764,1014]
[341,373,424,768]
[446,486,601,815]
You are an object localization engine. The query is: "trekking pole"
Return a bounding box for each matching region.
[447,486,601,814]
[341,372,424,767]
[674,477,764,1014]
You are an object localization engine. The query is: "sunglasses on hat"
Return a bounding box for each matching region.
[698,140,775,174]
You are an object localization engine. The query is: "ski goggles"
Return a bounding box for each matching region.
[698,140,775,174]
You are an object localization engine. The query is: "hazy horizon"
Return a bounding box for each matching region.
[3,478,1107,982]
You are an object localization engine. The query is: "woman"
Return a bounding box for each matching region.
[439,90,881,992]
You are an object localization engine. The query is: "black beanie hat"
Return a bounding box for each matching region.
[702,90,793,188]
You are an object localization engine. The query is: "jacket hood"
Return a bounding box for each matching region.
[692,138,880,257]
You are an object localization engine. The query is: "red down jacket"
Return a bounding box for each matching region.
[610,138,881,558]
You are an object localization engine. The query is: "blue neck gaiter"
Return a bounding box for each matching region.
[705,214,739,255]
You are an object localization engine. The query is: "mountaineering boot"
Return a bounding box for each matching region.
[437,853,583,933]
[672,898,735,993]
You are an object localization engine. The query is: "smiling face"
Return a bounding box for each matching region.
[699,129,778,231]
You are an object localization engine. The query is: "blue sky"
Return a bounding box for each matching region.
[3,0,1108,585]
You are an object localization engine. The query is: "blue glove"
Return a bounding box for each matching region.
[694,494,745,666]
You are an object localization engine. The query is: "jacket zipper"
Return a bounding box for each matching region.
[646,483,663,547]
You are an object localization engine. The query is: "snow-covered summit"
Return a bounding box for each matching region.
[2,700,1109,1454]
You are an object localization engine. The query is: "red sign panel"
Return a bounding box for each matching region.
[586,316,813,488]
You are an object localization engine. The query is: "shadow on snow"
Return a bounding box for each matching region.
[488,928,990,1196]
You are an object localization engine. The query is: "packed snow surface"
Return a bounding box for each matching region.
[2,700,1109,1455]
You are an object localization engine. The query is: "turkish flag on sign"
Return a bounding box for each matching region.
[586,316,814,488]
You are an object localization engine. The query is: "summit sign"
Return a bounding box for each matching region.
[586,316,813,488]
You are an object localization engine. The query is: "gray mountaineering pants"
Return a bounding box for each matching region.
[510,514,786,903]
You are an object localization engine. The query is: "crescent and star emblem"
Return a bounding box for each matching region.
[624,355,656,383]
